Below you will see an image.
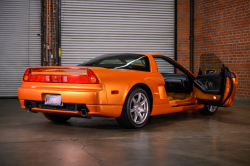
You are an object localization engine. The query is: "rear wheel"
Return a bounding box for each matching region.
[43,113,71,123]
[198,105,218,115]
[116,87,150,128]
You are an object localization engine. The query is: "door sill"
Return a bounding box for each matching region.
[171,103,196,107]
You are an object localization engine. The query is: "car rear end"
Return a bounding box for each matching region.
[18,67,121,118]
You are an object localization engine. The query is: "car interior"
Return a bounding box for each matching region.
[161,73,191,101]
[153,57,192,101]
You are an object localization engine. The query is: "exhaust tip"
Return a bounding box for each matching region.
[81,109,87,117]
[27,105,37,113]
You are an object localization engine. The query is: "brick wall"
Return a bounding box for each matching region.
[177,0,190,70]
[43,0,57,66]
[178,0,250,99]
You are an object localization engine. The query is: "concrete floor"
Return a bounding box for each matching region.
[0,99,249,166]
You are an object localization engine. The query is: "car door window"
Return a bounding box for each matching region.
[153,58,185,75]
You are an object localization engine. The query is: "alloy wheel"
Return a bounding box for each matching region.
[207,105,218,112]
[130,92,149,124]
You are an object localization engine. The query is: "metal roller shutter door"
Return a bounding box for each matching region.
[0,0,41,97]
[61,0,175,72]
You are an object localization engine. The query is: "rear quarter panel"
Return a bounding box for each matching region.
[91,68,168,106]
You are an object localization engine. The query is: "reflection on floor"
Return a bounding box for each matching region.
[0,99,250,166]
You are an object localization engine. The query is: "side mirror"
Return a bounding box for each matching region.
[205,70,216,74]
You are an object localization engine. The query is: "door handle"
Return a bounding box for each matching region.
[37,34,43,36]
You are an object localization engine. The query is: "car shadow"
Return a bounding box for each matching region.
[44,109,207,130]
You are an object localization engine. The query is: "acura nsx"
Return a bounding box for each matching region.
[18,53,238,128]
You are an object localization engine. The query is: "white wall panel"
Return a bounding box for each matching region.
[61,0,175,73]
[0,0,41,97]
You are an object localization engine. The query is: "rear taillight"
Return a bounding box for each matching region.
[23,68,99,84]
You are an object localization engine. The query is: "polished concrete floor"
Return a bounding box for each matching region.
[0,99,249,166]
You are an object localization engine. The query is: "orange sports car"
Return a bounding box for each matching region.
[18,53,238,128]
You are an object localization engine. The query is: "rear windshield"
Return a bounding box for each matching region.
[78,54,150,72]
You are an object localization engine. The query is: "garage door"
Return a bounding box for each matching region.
[61,0,175,72]
[0,0,41,97]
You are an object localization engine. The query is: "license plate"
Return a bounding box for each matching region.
[45,94,62,106]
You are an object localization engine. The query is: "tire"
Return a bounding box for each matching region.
[43,113,71,123]
[198,105,218,115]
[116,87,150,128]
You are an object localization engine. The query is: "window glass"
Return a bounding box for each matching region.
[153,57,184,74]
[199,53,223,75]
[78,54,150,72]
[100,59,124,64]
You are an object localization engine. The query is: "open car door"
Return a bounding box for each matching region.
[194,53,238,107]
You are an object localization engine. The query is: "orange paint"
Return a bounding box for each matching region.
[18,53,237,118]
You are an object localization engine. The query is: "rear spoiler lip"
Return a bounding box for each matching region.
[26,66,87,70]
[22,67,100,84]
[26,66,103,69]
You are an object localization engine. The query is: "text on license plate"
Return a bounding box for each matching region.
[45,94,62,106]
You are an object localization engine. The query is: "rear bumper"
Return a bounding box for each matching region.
[19,99,122,117]
[18,85,123,117]
[18,84,108,105]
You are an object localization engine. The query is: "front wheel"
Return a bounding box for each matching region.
[198,105,218,115]
[116,87,150,128]
[43,113,71,123]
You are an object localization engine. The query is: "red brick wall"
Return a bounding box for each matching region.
[43,0,57,66]
[177,0,190,70]
[178,0,250,99]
